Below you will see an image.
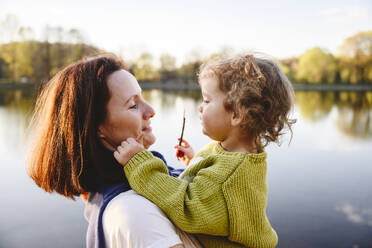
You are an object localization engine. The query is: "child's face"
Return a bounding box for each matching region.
[199,76,233,141]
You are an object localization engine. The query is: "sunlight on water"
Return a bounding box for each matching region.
[0,89,371,248]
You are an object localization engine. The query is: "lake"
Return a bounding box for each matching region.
[0,88,371,248]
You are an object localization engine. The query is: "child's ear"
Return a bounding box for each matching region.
[231,111,243,127]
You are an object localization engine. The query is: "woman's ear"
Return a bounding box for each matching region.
[97,126,106,139]
[97,127,116,151]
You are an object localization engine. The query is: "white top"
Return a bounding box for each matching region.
[102,190,183,248]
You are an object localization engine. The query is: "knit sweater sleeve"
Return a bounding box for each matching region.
[123,150,230,236]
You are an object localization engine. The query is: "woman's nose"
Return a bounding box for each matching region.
[143,102,155,120]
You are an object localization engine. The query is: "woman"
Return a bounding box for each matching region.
[27,54,200,248]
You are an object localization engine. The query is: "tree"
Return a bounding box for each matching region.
[132,52,159,81]
[339,31,372,58]
[178,49,205,83]
[16,41,34,81]
[279,57,298,83]
[296,47,337,84]
[178,61,202,83]
[159,53,177,82]
[18,26,35,41]
[0,14,20,44]
[208,46,235,60]
[66,28,87,63]
[338,31,372,84]
[0,57,6,79]
[0,15,99,84]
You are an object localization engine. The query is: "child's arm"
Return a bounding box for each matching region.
[150,151,184,178]
[115,140,229,236]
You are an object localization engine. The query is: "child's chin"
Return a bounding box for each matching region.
[202,129,211,138]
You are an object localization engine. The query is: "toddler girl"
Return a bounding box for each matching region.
[115,54,295,248]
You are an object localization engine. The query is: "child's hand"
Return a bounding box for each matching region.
[114,137,144,166]
[174,138,194,166]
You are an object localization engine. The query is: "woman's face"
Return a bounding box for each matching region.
[98,70,155,149]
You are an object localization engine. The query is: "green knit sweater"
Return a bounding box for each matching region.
[124,142,278,248]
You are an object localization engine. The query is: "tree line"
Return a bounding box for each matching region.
[0,15,371,85]
[281,31,372,84]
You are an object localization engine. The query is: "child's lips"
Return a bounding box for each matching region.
[142,126,152,132]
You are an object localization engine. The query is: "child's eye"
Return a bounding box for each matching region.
[129,103,138,109]
[203,100,210,104]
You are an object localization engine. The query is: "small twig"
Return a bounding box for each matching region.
[179,109,186,146]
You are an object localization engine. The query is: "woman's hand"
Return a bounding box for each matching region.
[174,138,194,166]
[114,137,144,166]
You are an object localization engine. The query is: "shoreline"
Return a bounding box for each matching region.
[1,82,372,91]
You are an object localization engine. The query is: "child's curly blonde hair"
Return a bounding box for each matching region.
[199,54,296,151]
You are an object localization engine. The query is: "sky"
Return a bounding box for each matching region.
[1,0,371,64]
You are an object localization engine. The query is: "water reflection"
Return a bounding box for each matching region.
[0,88,202,131]
[336,92,372,139]
[142,89,202,110]
[296,91,335,121]
[2,88,371,142]
[1,87,371,248]
[336,203,372,227]
[0,89,36,152]
[0,89,35,115]
[295,91,372,139]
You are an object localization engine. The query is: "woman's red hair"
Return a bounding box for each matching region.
[27,54,127,199]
